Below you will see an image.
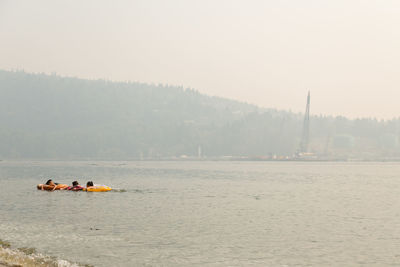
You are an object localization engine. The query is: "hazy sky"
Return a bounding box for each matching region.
[1,0,400,119]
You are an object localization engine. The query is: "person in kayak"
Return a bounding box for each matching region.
[37,179,68,191]
[86,181,94,188]
[85,181,112,192]
[39,179,57,191]
[67,181,84,191]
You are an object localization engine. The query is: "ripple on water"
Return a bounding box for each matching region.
[0,239,88,267]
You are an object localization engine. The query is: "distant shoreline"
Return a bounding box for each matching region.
[2,158,400,163]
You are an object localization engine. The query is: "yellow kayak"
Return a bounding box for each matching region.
[84,185,112,192]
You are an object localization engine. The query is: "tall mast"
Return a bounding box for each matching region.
[299,91,310,153]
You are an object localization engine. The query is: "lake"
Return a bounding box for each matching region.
[1,161,400,266]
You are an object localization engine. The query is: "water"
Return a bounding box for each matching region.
[1,161,400,266]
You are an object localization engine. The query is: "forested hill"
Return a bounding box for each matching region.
[0,70,399,160]
[0,70,292,159]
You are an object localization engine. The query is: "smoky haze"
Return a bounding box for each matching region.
[0,70,400,161]
[1,0,400,119]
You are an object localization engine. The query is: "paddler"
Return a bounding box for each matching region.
[67,181,85,191]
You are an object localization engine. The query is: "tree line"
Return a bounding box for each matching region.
[0,70,399,160]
